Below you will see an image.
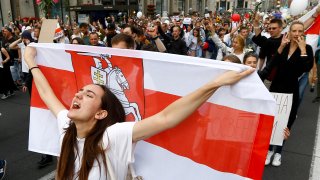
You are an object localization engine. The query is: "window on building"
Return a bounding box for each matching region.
[101,0,113,5]
[227,2,230,10]
[129,0,138,5]
[216,2,220,11]
[156,0,163,14]
[115,0,127,5]
[178,0,185,12]
[237,0,244,8]
[244,1,248,8]
[220,1,226,11]
[196,0,202,12]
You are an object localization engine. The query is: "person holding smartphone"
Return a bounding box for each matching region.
[259,21,314,167]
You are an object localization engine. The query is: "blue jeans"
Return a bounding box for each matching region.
[10,60,22,82]
[298,72,309,107]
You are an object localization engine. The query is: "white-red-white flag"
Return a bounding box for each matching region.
[28,43,275,180]
[283,5,320,53]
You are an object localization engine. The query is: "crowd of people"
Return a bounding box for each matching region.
[0,4,320,179]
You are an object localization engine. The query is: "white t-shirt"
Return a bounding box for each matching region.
[223,33,232,47]
[18,43,29,73]
[57,110,135,180]
[0,50,3,68]
[184,31,190,43]
[189,36,199,50]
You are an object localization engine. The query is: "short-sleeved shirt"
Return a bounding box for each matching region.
[2,36,19,60]
[252,33,283,63]
[18,43,29,73]
[57,110,135,180]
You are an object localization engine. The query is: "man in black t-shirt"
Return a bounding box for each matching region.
[159,25,187,55]
[104,23,117,47]
[252,18,283,71]
[2,27,21,86]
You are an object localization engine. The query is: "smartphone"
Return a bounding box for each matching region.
[147,23,155,32]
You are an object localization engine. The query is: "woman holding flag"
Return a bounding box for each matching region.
[24,46,253,180]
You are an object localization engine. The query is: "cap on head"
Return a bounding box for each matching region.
[21,30,33,41]
[107,23,116,30]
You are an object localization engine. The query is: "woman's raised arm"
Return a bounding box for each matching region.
[24,46,66,117]
[132,69,255,142]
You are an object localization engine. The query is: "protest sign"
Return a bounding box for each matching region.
[38,19,58,43]
[78,14,89,24]
[270,93,293,146]
[183,18,192,24]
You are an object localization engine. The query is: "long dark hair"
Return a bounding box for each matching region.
[57,84,125,180]
[193,28,202,44]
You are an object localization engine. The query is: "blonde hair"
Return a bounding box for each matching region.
[232,35,245,50]
[289,20,304,31]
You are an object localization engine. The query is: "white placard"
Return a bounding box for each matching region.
[270,93,293,146]
[78,14,89,24]
[171,16,180,21]
[38,19,58,43]
[183,18,192,24]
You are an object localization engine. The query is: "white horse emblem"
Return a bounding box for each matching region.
[90,54,142,121]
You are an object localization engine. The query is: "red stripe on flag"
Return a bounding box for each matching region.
[248,114,274,179]
[31,66,77,109]
[144,89,274,180]
[305,16,320,35]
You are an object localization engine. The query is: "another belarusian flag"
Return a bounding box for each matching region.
[305,14,320,54]
[283,5,320,53]
[28,43,275,180]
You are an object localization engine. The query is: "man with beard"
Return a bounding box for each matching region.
[159,25,187,55]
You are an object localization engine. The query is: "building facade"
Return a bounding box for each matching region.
[0,0,317,28]
[0,0,37,27]
[66,0,139,26]
[146,0,257,16]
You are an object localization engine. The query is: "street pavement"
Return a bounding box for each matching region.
[0,91,56,180]
[0,88,319,180]
[263,88,320,180]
